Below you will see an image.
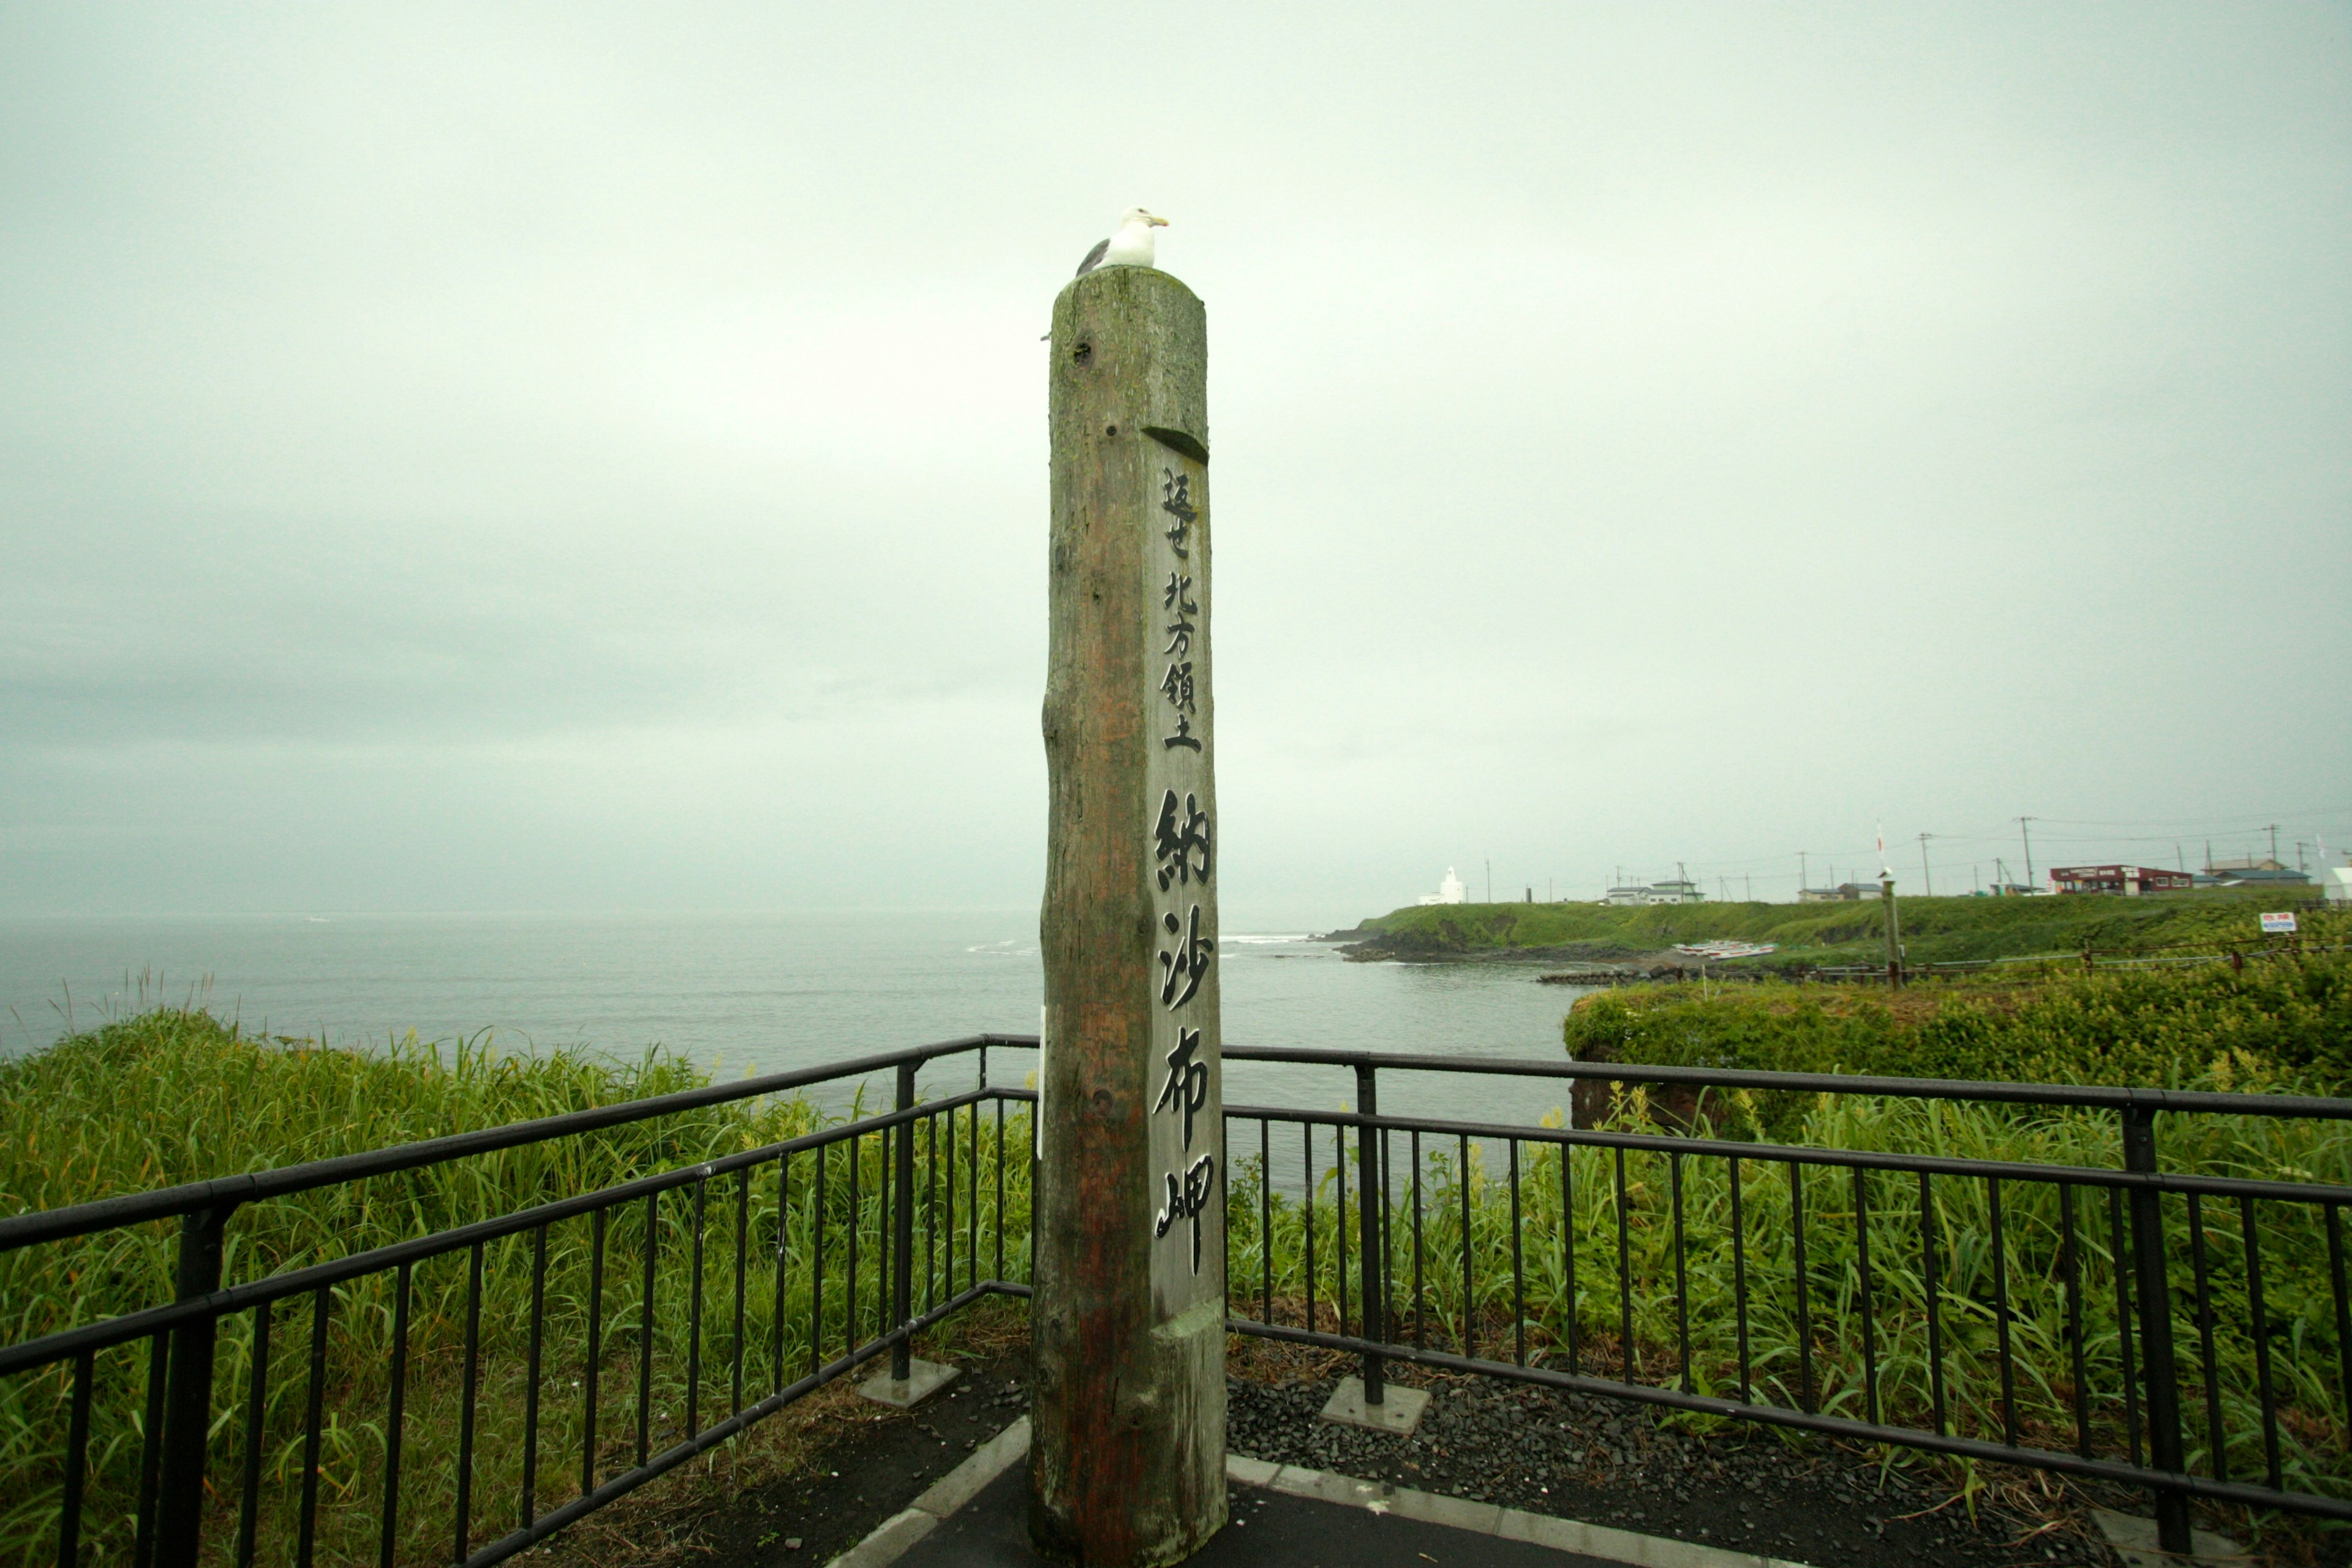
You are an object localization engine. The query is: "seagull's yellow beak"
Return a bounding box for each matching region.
[1148,214,1170,227]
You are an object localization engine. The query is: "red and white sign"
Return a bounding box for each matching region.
[2261,912,2299,935]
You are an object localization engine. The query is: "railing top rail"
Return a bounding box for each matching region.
[0,1031,1033,1254]
[0,1082,1006,1379]
[1221,1101,2352,1206]
[1221,1043,2352,1120]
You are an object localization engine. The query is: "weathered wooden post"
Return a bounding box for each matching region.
[1033,263,1226,1566]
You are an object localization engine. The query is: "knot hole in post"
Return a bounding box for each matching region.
[1072,341,1092,364]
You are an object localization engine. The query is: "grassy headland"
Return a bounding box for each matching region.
[1562,946,2352,1101]
[1339,889,2322,970]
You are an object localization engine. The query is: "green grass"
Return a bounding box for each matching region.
[1561,950,2352,1129]
[1348,890,2329,970]
[0,1010,1033,1568]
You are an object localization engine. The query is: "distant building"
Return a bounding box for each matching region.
[2328,867,2351,906]
[1604,879,1705,907]
[1417,867,1468,906]
[2050,864,2196,896]
[2199,858,2312,889]
[1798,882,1879,903]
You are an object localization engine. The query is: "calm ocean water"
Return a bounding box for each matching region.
[0,913,1590,1129]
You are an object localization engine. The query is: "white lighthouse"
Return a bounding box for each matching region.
[1418,867,1468,906]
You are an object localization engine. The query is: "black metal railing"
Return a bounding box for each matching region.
[11,1035,2351,1565]
[0,1036,1039,1568]
[1221,1046,2352,1557]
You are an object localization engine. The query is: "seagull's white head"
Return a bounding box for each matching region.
[1120,206,1170,230]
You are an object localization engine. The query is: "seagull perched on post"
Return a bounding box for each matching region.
[1076,207,1169,276]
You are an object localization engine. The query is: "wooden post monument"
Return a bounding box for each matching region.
[1033,263,1226,1565]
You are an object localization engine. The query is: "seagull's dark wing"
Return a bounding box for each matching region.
[1075,238,1110,276]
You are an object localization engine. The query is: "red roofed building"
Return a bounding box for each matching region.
[2049,865,2195,896]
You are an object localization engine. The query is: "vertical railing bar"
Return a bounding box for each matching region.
[1304,1123,1317,1335]
[2241,1193,2282,1492]
[1852,1164,1876,1427]
[1670,1149,1689,1394]
[930,1110,941,1313]
[874,1123,887,1351]
[2110,1185,2141,1467]
[239,1302,272,1568]
[638,1192,658,1469]
[1509,1138,1526,1369]
[453,1245,483,1566]
[2124,1107,2190,1553]
[2329,1205,2352,1449]
[1411,1128,1425,1351]
[2190,1193,2225,1482]
[812,1144,828,1376]
[773,1155,791,1398]
[58,1349,93,1568]
[1918,1170,1942,1437]
[931,1109,941,1306]
[582,1210,605,1501]
[1792,1161,1814,1414]
[943,1104,954,1304]
[523,1221,548,1528]
[297,1284,331,1568]
[1261,1118,1273,1327]
[1559,1133,1576,1375]
[132,1332,167,1568]
[1336,1121,1350,1338]
[732,1167,750,1420]
[968,1100,981,1295]
[1461,1133,1475,1360]
[2061,1182,2090,1459]
[993,1096,1006,1286]
[1615,1145,1632,1384]
[1731,1156,1750,1404]
[846,1132,861,1358]
[685,1175,706,1438]
[1990,1176,2017,1449]
[1355,1064,1385,1401]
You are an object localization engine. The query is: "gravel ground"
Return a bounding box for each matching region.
[1228,1371,2119,1567]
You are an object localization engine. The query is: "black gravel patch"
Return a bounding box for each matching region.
[1228,1374,2117,1567]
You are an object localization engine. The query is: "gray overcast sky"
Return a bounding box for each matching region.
[3,3,2346,928]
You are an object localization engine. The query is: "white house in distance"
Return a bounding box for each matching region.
[1604,878,1705,907]
[1419,867,1468,906]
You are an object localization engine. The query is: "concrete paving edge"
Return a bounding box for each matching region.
[825,1417,1032,1567]
[1248,1460,1820,1568]
[830,1423,1819,1568]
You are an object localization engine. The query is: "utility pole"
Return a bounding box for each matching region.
[1485,859,1492,903]
[1744,874,1752,901]
[1037,261,1225,1564]
[2269,824,2282,868]
[1917,832,1934,897]
[2016,816,2036,889]
[1798,851,1808,897]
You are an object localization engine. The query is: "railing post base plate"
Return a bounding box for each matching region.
[1319,1376,1429,1436]
[860,1358,961,1411]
